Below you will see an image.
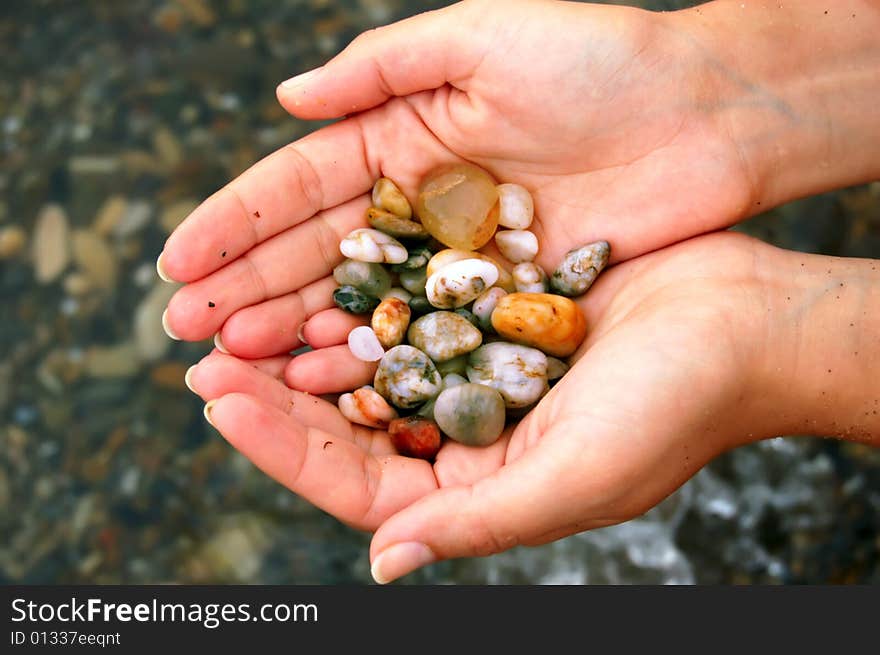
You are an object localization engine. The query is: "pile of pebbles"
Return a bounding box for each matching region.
[332,163,610,459]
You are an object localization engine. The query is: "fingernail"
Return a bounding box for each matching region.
[281,67,322,89]
[156,251,174,283]
[370,542,435,585]
[203,400,217,427]
[184,365,197,393]
[214,333,229,354]
[296,322,308,345]
[161,308,181,340]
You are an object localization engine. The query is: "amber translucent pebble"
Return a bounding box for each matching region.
[415,163,500,250]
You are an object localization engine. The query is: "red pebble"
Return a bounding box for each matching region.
[388,416,442,461]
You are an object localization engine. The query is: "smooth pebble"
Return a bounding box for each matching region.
[496,183,534,229]
[371,297,411,348]
[425,258,498,309]
[546,357,570,380]
[374,345,442,409]
[426,248,515,293]
[407,311,482,362]
[333,259,392,297]
[339,228,408,264]
[366,208,428,240]
[512,262,549,293]
[495,229,538,263]
[333,285,380,314]
[372,177,412,219]
[398,266,428,296]
[472,287,508,332]
[381,287,413,303]
[466,342,548,408]
[491,292,587,357]
[433,383,506,447]
[550,241,611,297]
[347,325,385,362]
[338,386,398,428]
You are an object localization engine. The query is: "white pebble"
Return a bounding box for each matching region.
[495,229,538,263]
[425,258,499,309]
[512,262,549,293]
[347,325,385,361]
[381,286,413,303]
[472,287,508,332]
[339,228,408,264]
[496,183,534,229]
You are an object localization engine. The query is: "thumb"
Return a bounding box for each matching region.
[368,421,622,584]
[276,3,486,119]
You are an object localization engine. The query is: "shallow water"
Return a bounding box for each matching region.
[1,0,878,584]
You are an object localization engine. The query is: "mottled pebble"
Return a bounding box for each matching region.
[347,325,385,362]
[338,386,398,428]
[495,229,539,263]
[426,248,515,292]
[466,342,548,408]
[496,183,534,229]
[372,177,412,219]
[550,241,610,297]
[398,266,428,296]
[388,416,441,460]
[512,262,549,293]
[371,297,411,348]
[390,246,433,272]
[425,258,498,309]
[472,287,508,332]
[367,208,428,240]
[433,383,506,446]
[339,228,408,264]
[333,258,391,297]
[407,311,483,362]
[333,285,380,314]
[374,345,442,409]
[491,293,587,357]
[380,286,413,303]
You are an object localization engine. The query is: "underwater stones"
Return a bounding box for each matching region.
[373,345,442,409]
[466,342,548,408]
[407,311,482,362]
[433,383,506,447]
[550,241,611,297]
[415,163,499,250]
[491,293,587,358]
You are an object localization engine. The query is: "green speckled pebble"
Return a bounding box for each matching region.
[399,266,428,295]
[333,285,380,314]
[408,295,434,317]
[332,259,391,297]
[433,383,506,447]
[391,246,433,273]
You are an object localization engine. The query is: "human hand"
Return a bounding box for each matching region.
[158,0,880,355]
[183,231,880,583]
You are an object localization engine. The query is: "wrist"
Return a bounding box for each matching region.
[674,0,880,212]
[749,245,880,445]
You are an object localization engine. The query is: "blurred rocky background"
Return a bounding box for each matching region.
[1,0,878,584]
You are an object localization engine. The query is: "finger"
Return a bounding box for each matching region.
[159,118,377,283]
[285,345,376,394]
[189,352,398,455]
[301,308,368,349]
[368,419,620,584]
[205,393,438,530]
[216,277,338,359]
[276,4,485,119]
[164,197,368,342]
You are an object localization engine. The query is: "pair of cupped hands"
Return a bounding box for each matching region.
[157,0,866,583]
